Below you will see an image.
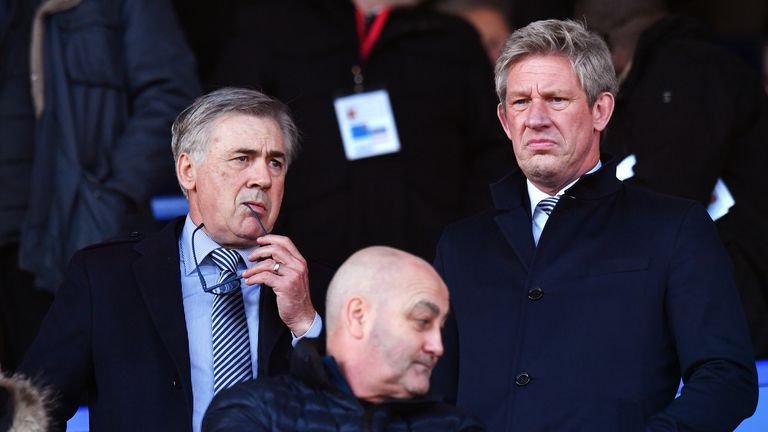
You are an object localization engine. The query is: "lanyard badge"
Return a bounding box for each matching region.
[333,7,400,161]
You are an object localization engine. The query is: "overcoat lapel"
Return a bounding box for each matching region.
[491,174,535,271]
[132,218,194,410]
[258,284,287,376]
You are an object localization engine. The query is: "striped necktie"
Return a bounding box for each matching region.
[533,195,561,245]
[536,196,560,216]
[210,248,252,394]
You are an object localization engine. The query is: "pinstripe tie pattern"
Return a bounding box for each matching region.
[210,248,252,394]
[536,196,560,216]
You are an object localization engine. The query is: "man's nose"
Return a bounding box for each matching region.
[424,327,444,358]
[524,98,551,129]
[246,159,272,189]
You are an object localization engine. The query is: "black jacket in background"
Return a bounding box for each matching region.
[602,15,768,357]
[212,0,515,268]
[203,340,485,431]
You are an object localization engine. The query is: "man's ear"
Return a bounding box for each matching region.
[177,153,196,193]
[592,92,615,132]
[497,102,513,140]
[345,297,367,339]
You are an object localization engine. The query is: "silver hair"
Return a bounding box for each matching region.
[494,19,618,107]
[171,87,299,169]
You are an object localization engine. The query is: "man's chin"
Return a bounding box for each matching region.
[405,381,431,397]
[404,368,433,396]
[523,162,562,185]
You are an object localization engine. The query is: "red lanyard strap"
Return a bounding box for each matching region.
[355,6,391,62]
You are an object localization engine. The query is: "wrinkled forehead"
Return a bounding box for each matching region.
[392,273,449,315]
[508,53,578,78]
[506,54,585,94]
[206,113,285,151]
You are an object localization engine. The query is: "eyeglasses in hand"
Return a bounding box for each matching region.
[191,206,269,295]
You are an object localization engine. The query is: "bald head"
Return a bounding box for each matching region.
[325,246,445,334]
[324,246,449,402]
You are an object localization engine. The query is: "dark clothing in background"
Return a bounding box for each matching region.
[203,340,485,432]
[0,0,47,373]
[507,0,574,29]
[602,15,768,358]
[0,0,200,371]
[0,0,37,246]
[212,0,514,268]
[432,158,758,431]
[18,0,200,290]
[0,244,52,372]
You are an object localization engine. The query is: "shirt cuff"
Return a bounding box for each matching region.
[291,312,322,346]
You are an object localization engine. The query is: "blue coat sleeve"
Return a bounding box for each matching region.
[18,251,94,431]
[647,204,758,431]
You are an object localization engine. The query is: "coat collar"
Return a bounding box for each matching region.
[491,154,622,209]
[490,155,622,269]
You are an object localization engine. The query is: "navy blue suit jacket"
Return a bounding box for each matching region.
[432,160,758,431]
[19,217,331,431]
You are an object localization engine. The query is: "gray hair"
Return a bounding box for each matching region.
[494,19,617,107]
[171,87,299,168]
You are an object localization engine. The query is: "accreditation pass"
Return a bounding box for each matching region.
[334,89,401,161]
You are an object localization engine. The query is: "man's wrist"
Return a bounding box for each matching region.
[291,312,322,343]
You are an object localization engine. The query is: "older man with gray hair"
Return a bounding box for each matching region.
[20,87,333,432]
[431,19,758,431]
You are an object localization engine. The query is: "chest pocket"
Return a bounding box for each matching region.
[589,256,650,276]
[57,2,125,88]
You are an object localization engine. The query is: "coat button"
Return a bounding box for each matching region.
[129,231,141,238]
[171,376,182,389]
[527,287,543,300]
[515,372,531,386]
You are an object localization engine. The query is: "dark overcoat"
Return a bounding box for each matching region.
[432,160,758,431]
[20,217,331,431]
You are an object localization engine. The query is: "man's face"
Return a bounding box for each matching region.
[178,113,286,248]
[497,54,613,193]
[364,271,449,399]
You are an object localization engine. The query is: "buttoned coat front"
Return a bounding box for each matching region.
[431,160,758,431]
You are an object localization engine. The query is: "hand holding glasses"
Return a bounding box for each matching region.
[192,204,269,295]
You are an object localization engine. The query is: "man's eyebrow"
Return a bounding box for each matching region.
[231,148,286,159]
[409,300,440,316]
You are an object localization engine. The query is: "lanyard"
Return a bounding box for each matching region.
[354,6,391,62]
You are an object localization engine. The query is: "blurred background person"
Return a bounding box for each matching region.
[211,0,515,270]
[576,0,768,358]
[436,0,511,64]
[0,0,200,372]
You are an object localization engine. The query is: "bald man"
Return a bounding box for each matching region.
[202,246,484,431]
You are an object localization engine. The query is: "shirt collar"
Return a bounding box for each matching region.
[527,160,602,216]
[179,215,259,276]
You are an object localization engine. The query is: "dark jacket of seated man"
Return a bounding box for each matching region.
[203,340,484,432]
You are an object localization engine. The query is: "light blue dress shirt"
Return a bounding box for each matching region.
[527,161,602,245]
[178,215,322,432]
